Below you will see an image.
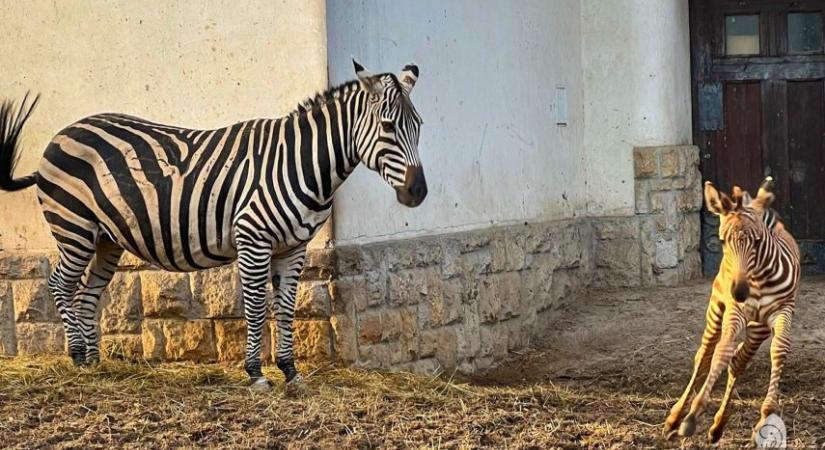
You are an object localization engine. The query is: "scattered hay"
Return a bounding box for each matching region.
[3,279,825,448]
[3,354,816,449]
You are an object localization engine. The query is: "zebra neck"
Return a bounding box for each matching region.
[261,91,364,210]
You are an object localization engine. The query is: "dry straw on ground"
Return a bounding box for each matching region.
[2,279,825,449]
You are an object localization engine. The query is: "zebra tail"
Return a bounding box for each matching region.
[0,92,40,192]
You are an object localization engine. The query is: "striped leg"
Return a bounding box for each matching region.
[272,245,307,395]
[752,308,793,443]
[236,238,272,389]
[48,248,95,365]
[708,323,770,443]
[664,300,724,437]
[678,308,745,438]
[72,238,123,365]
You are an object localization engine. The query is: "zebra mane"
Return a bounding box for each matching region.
[290,79,362,116]
[289,73,398,116]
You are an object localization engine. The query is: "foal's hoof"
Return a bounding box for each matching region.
[678,415,696,438]
[708,422,725,443]
[662,416,680,439]
[248,377,272,391]
[284,374,308,398]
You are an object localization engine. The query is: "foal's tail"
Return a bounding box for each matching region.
[0,93,40,191]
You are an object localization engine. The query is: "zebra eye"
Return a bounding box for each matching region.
[381,121,395,133]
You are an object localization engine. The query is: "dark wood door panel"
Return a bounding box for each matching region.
[710,82,765,191]
[787,80,825,239]
[692,0,825,274]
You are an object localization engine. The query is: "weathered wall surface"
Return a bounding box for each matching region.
[581,0,693,216]
[330,145,701,372]
[327,0,586,245]
[0,0,328,253]
[326,0,693,245]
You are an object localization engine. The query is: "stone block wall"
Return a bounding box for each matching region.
[0,145,702,374]
[0,250,335,365]
[589,145,702,287]
[331,145,703,372]
[332,220,593,373]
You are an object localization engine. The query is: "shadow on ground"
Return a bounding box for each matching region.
[1,277,824,449]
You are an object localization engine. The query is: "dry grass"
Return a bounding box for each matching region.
[0,356,679,450]
[2,353,818,449]
[2,279,825,449]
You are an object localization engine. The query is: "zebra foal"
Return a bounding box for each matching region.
[0,60,427,393]
[663,177,800,444]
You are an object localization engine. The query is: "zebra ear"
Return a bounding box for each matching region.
[399,63,419,94]
[732,186,752,208]
[705,181,734,216]
[752,176,776,211]
[353,58,383,95]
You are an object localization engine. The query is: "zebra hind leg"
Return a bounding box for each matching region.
[72,237,124,365]
[48,248,96,365]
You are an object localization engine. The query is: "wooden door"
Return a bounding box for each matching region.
[691,0,825,274]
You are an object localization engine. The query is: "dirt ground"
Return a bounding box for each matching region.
[2,277,824,449]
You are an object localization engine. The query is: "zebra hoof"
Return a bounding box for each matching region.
[678,415,696,438]
[70,351,88,367]
[248,377,272,391]
[708,425,723,443]
[284,374,308,398]
[708,417,727,443]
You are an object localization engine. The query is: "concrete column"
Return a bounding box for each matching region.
[582,0,692,216]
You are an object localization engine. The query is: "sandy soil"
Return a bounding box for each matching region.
[1,277,824,449]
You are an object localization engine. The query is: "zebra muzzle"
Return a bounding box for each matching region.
[396,165,427,207]
[731,278,750,302]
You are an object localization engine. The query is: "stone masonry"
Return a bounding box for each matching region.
[0,145,702,374]
[0,249,335,366]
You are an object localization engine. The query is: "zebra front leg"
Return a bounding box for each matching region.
[72,239,123,365]
[48,249,95,365]
[272,246,308,397]
[237,240,273,390]
[708,323,770,443]
[752,308,793,445]
[664,301,723,438]
[678,309,745,438]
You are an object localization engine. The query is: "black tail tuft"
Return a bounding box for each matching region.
[0,92,40,192]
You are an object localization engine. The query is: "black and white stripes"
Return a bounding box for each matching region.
[664,177,800,444]
[0,60,427,389]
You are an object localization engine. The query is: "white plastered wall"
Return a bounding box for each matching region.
[0,0,328,253]
[327,0,692,245]
[328,0,587,245]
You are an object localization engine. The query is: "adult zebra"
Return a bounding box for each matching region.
[0,60,427,392]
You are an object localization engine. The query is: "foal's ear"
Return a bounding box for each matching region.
[732,186,753,208]
[751,176,776,212]
[705,181,734,216]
